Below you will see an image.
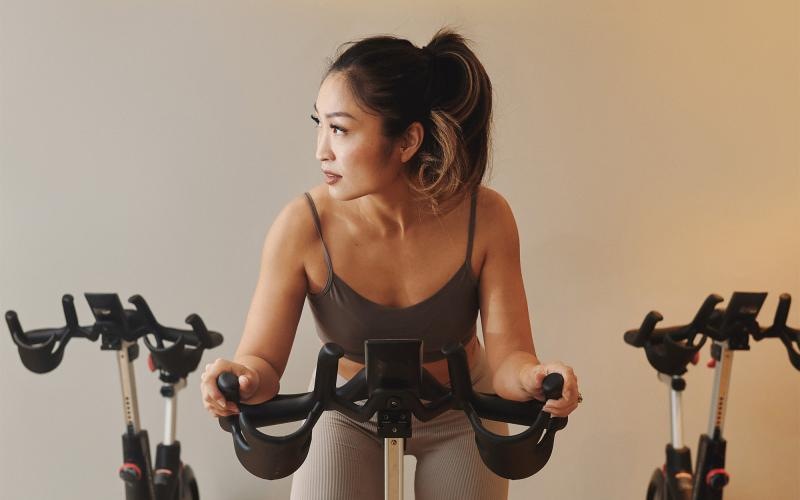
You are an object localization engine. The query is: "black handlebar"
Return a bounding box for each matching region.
[755,293,800,369]
[6,295,98,373]
[625,292,799,375]
[216,341,568,481]
[623,294,722,375]
[7,293,223,379]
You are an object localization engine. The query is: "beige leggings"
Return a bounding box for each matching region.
[289,348,509,500]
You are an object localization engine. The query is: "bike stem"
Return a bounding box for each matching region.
[658,372,686,449]
[116,339,156,500]
[117,340,143,432]
[162,378,186,446]
[659,372,694,498]
[691,340,733,499]
[707,341,733,437]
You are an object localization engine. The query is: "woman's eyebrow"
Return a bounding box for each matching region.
[313,103,358,121]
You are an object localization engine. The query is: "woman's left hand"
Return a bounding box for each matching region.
[519,361,580,417]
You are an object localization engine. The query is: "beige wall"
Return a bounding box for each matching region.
[1,1,798,499]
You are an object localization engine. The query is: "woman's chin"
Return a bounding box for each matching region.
[326,183,354,201]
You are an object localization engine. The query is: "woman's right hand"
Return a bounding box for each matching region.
[200,357,261,418]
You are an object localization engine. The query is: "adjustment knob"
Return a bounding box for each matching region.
[154,468,173,486]
[118,463,142,483]
[706,468,729,489]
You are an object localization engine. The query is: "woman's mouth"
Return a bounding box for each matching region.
[324,172,342,185]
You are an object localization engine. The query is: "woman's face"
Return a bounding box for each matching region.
[312,72,407,201]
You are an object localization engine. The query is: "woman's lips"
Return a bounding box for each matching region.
[324,172,341,185]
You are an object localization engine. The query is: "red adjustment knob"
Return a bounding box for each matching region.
[706,468,729,489]
[691,352,700,365]
[707,358,717,368]
[147,353,156,372]
[154,468,174,487]
[119,462,142,482]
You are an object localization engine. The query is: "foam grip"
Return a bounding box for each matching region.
[541,373,564,400]
[217,371,241,403]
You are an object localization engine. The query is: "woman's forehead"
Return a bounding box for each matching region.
[317,74,353,109]
[316,73,378,121]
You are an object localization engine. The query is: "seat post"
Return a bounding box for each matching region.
[707,340,734,437]
[116,339,142,432]
[384,437,405,500]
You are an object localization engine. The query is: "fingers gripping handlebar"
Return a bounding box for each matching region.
[216,342,568,481]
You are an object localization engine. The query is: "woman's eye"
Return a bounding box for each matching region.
[310,114,346,135]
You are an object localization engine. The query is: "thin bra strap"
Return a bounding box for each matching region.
[303,192,333,273]
[465,189,478,263]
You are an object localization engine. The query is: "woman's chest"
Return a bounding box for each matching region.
[306,221,479,308]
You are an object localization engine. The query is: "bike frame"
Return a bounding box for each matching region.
[660,339,732,500]
[625,291,790,500]
[115,339,192,500]
[7,293,220,500]
[657,293,765,500]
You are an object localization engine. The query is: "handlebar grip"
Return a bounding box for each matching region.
[467,373,564,426]
[6,311,26,340]
[185,314,223,348]
[774,294,791,328]
[217,372,241,403]
[542,373,564,400]
[62,295,80,329]
[624,311,664,347]
[773,295,800,370]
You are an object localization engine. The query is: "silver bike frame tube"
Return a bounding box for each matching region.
[708,340,733,436]
[163,378,187,445]
[670,376,684,448]
[384,437,404,500]
[659,373,684,448]
[116,340,141,431]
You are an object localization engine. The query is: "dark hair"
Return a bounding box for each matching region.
[323,26,493,214]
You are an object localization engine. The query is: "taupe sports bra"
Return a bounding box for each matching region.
[303,191,480,363]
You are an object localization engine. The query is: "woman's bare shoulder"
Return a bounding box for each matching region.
[265,185,329,252]
[304,184,333,211]
[476,186,517,231]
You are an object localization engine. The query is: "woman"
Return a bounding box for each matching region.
[200,27,581,499]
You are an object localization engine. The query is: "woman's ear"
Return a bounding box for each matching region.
[399,121,425,163]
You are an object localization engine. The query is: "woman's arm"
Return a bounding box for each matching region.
[477,188,579,416]
[200,194,314,414]
[233,195,314,403]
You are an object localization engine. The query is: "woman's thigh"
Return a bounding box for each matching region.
[289,409,384,500]
[410,411,509,500]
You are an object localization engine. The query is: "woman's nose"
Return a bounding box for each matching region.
[315,134,334,162]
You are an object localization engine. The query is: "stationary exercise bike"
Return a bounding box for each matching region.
[215,338,569,500]
[6,293,223,500]
[624,291,800,500]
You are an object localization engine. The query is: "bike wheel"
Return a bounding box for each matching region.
[646,468,667,500]
[181,464,200,500]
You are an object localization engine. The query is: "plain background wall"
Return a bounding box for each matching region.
[1,1,798,499]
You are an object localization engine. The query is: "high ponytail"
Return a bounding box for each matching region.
[324,26,493,214]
